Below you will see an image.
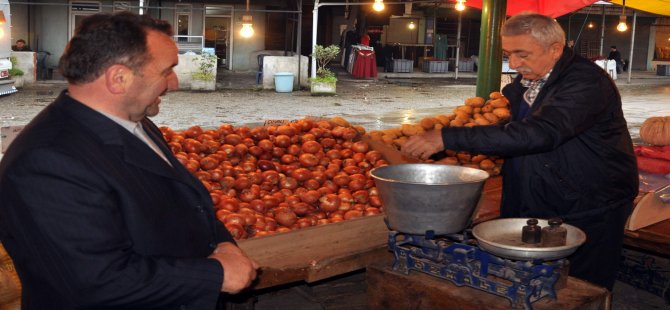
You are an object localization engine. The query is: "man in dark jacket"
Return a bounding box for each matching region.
[0,12,258,309]
[402,12,638,291]
[608,46,624,74]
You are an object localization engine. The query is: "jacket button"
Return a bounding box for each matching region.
[209,242,217,249]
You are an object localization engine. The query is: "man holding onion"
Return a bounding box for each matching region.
[402,12,638,291]
[0,12,257,308]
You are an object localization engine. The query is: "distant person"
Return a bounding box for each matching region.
[11,39,31,51]
[608,45,623,74]
[567,39,575,49]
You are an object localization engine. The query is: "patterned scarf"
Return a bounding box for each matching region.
[520,71,552,106]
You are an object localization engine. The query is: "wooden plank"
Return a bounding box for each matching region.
[624,219,670,256]
[238,215,389,288]
[367,262,610,310]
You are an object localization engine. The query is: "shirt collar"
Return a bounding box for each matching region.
[520,70,552,88]
[96,109,140,134]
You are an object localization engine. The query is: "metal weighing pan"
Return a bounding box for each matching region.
[472,218,587,261]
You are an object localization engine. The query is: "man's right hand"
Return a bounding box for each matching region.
[208,242,259,294]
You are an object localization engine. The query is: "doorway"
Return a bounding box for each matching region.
[205,6,233,70]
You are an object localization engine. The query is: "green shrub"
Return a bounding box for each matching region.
[310,44,340,81]
[191,53,218,81]
[9,56,23,77]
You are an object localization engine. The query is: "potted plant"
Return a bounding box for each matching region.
[310,44,340,96]
[8,56,24,88]
[191,53,218,91]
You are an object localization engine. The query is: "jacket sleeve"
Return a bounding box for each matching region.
[441,69,615,157]
[2,147,223,308]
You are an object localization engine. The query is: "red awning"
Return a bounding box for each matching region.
[466,0,600,18]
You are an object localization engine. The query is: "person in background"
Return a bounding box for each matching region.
[11,39,31,51]
[608,45,624,74]
[402,12,638,291]
[0,12,258,309]
[567,39,575,49]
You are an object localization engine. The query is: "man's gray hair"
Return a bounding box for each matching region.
[501,12,566,49]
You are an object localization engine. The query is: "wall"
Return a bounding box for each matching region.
[31,0,68,70]
[9,1,29,46]
[559,14,654,71]
[231,4,265,72]
[10,51,35,83]
[261,55,309,90]
[174,54,216,90]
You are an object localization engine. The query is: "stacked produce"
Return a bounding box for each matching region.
[159,117,387,240]
[367,92,511,176]
[636,116,670,174]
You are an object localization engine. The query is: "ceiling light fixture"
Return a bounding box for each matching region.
[240,0,254,38]
[616,0,628,32]
[455,0,466,12]
[373,0,385,12]
[408,21,416,30]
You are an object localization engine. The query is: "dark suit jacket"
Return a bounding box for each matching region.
[0,90,234,309]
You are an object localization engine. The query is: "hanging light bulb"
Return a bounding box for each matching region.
[587,22,594,29]
[240,15,254,38]
[240,0,254,38]
[373,0,384,12]
[408,21,416,30]
[455,0,466,12]
[616,15,627,32]
[616,1,627,32]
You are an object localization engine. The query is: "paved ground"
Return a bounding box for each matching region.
[1,69,669,309]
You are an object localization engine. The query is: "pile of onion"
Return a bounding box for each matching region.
[160,118,387,240]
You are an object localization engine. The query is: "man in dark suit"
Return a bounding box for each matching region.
[0,12,258,309]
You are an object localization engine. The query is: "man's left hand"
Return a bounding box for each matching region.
[401,129,445,160]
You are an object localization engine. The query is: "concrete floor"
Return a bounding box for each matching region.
[1,68,669,309]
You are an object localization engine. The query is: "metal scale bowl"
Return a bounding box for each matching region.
[370,164,587,309]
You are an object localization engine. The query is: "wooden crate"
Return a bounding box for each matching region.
[367,262,610,310]
[238,214,389,289]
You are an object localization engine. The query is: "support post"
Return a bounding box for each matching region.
[311,1,320,79]
[475,0,506,98]
[599,5,605,57]
[455,10,462,80]
[627,10,636,84]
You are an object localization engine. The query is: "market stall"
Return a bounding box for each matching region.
[2,103,669,309]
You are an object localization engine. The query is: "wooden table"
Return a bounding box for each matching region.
[367,262,611,310]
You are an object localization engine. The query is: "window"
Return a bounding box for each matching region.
[175,4,192,40]
[69,1,101,38]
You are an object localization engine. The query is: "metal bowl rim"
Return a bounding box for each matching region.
[369,164,490,186]
[472,218,587,253]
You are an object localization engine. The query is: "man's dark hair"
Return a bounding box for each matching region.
[59,11,173,84]
[611,45,617,49]
[15,39,26,44]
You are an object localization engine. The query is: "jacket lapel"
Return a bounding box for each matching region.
[56,92,188,183]
[141,118,211,197]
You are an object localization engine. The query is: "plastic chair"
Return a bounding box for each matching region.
[606,60,617,80]
[256,54,269,84]
[36,51,51,80]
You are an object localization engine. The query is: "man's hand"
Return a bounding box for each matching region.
[208,242,259,294]
[401,129,445,160]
